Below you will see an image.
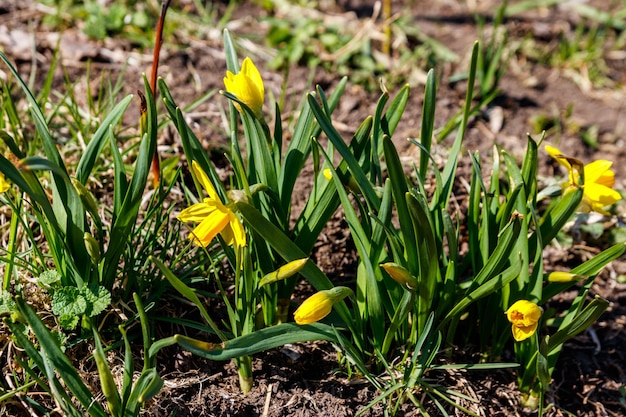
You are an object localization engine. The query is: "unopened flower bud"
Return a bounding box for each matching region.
[381,262,418,290]
[547,271,586,283]
[294,286,352,325]
[84,232,101,265]
[259,258,308,287]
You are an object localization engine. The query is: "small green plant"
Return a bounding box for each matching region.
[4,293,162,416]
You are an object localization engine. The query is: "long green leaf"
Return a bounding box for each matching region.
[419,70,436,180]
[76,95,133,184]
[542,243,625,302]
[150,256,226,341]
[164,323,339,361]
[15,297,107,417]
[307,93,380,211]
[383,136,417,273]
[441,257,522,325]
[548,295,609,352]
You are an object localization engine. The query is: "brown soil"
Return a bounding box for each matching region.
[1,0,626,416]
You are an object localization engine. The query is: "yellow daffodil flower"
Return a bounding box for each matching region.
[223,57,264,117]
[177,161,245,248]
[546,145,622,214]
[505,300,543,342]
[294,286,352,325]
[0,173,9,193]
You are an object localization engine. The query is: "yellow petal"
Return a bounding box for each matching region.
[594,170,616,189]
[506,300,542,328]
[511,322,538,342]
[219,213,246,248]
[188,210,230,247]
[228,212,246,247]
[584,160,614,184]
[545,145,571,170]
[241,57,264,101]
[293,291,334,325]
[177,201,217,222]
[191,161,220,201]
[584,182,622,208]
[223,58,264,117]
[0,173,9,193]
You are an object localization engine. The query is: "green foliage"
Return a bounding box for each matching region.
[1,2,625,415]
[39,0,154,46]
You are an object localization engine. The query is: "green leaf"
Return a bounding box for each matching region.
[75,95,133,184]
[419,70,436,180]
[81,285,111,317]
[383,136,417,272]
[406,192,440,332]
[126,368,163,409]
[38,270,62,288]
[537,336,550,393]
[307,93,380,211]
[58,314,80,330]
[14,296,108,416]
[542,243,625,302]
[547,295,609,352]
[0,290,17,316]
[150,257,227,342]
[52,287,87,317]
[92,329,121,416]
[162,323,340,361]
[441,257,522,325]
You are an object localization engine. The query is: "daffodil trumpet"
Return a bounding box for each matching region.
[505,300,543,342]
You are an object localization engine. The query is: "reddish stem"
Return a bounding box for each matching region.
[149,0,171,187]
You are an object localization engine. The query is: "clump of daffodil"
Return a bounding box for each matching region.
[294,286,352,325]
[177,161,246,248]
[546,145,622,214]
[505,300,543,342]
[223,57,264,118]
[0,172,10,193]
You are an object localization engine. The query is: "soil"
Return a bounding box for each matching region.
[1,0,626,416]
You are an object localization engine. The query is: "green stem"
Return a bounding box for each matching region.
[236,355,253,394]
[133,292,153,371]
[3,191,21,290]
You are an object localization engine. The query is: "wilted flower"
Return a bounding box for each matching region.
[546,145,621,214]
[505,300,543,342]
[294,286,352,325]
[0,173,10,193]
[223,57,264,117]
[177,161,246,248]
